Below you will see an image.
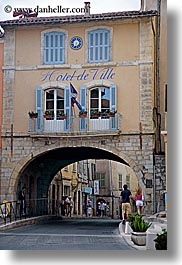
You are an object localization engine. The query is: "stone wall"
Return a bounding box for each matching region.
[0,132,156,213]
[154,154,166,212]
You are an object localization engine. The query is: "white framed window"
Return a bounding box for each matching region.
[45,89,64,120]
[88,29,110,62]
[90,87,110,118]
[44,31,65,64]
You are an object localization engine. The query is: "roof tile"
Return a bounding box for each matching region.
[0,10,158,26]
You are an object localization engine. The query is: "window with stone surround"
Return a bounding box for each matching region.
[88,29,110,63]
[96,172,106,188]
[44,32,65,64]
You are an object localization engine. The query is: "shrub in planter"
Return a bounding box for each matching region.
[154,229,167,250]
[130,215,151,232]
[129,213,151,246]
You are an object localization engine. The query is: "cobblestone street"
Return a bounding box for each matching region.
[0,217,135,250]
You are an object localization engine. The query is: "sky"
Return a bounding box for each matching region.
[0,0,141,20]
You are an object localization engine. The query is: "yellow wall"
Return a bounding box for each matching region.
[12,20,145,134]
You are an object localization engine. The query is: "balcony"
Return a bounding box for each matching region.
[28,113,122,134]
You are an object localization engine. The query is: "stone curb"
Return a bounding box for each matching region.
[0,215,61,231]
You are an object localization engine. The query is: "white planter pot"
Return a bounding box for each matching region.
[131,231,147,246]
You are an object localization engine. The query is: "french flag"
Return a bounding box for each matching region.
[70,83,82,111]
[70,83,78,98]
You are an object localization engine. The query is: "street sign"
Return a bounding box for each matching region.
[84,187,92,194]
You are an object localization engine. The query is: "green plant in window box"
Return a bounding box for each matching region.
[28,111,38,118]
[43,110,53,118]
[58,111,67,119]
[79,110,87,118]
[106,110,117,117]
[91,110,101,118]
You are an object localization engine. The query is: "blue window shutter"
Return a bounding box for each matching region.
[64,86,70,131]
[110,84,116,130]
[88,29,110,63]
[44,32,64,64]
[36,86,42,132]
[80,85,87,131]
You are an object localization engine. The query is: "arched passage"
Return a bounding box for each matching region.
[8,146,146,216]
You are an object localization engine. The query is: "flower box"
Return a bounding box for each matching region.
[107,113,115,117]
[79,114,87,118]
[28,112,38,119]
[43,114,53,119]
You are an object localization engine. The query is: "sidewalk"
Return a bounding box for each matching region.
[119,211,167,250]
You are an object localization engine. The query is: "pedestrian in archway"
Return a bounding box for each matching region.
[120,184,132,224]
[66,196,73,217]
[135,186,144,215]
[18,186,26,218]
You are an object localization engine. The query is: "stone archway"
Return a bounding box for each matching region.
[7,144,145,201]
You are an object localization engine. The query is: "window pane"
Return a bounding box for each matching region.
[46,90,54,99]
[57,89,64,99]
[91,99,98,108]
[91,88,99,98]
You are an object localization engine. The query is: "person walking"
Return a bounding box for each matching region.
[18,186,26,218]
[135,186,144,215]
[66,196,73,217]
[120,184,132,224]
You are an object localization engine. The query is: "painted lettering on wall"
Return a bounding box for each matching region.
[40,67,116,82]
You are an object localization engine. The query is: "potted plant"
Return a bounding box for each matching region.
[79,110,87,118]
[43,110,53,119]
[91,110,101,118]
[129,213,151,246]
[106,110,117,117]
[154,229,167,250]
[28,111,38,118]
[58,111,67,119]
